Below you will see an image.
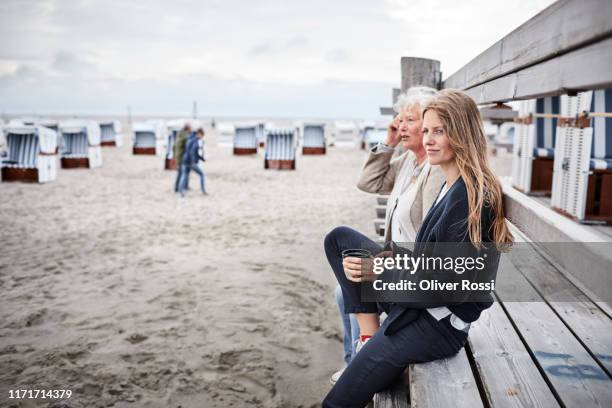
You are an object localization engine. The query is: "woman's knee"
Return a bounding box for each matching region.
[324,226,354,251]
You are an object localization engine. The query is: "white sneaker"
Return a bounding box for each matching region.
[330,368,345,385]
[330,338,372,385]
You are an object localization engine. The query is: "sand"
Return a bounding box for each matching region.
[0,127,375,408]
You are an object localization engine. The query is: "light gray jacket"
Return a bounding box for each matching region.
[357,145,445,242]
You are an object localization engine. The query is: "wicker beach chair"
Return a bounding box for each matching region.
[511,96,560,195]
[551,89,612,223]
[1,125,58,183]
[264,127,296,170]
[99,120,123,147]
[58,120,102,168]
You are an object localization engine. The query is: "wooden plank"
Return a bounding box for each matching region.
[480,106,517,121]
[509,240,612,374]
[409,349,483,408]
[459,36,612,103]
[497,259,612,407]
[444,0,612,91]
[373,375,409,408]
[469,302,560,407]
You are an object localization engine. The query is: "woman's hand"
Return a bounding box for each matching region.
[385,116,401,147]
[343,251,393,282]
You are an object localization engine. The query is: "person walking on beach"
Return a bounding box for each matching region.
[178,128,207,196]
[174,124,192,194]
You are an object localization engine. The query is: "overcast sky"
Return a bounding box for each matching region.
[0,0,555,119]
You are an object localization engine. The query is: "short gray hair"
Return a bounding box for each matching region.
[393,86,439,114]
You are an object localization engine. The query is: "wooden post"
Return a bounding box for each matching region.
[400,57,441,91]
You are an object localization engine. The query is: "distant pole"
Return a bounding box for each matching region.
[192,100,197,119]
[127,106,132,126]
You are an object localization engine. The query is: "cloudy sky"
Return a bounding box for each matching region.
[0,0,555,119]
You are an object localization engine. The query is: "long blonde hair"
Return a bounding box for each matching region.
[424,89,513,248]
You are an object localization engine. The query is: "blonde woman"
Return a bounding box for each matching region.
[323,89,513,407]
[331,86,443,383]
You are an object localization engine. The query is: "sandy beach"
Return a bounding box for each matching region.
[0,127,375,408]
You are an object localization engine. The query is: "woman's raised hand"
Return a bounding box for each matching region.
[385,116,401,147]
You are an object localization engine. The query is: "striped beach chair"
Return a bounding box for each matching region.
[1,125,58,183]
[99,120,123,147]
[511,96,560,194]
[264,128,296,170]
[58,120,102,169]
[233,124,259,155]
[551,89,612,223]
[164,119,201,169]
[300,123,326,155]
[133,120,165,156]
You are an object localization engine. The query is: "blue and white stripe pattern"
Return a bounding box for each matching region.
[265,128,296,160]
[60,131,89,158]
[234,126,258,148]
[535,96,560,149]
[100,123,117,142]
[589,88,612,160]
[302,124,325,148]
[5,132,39,168]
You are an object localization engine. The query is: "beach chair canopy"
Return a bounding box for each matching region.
[58,120,100,158]
[39,118,60,132]
[265,128,296,160]
[301,123,326,148]
[234,124,258,148]
[2,125,57,168]
[15,117,39,126]
[99,120,122,142]
[133,120,165,148]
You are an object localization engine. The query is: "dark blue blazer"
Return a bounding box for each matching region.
[383,177,501,335]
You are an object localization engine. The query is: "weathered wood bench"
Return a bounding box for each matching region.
[372,223,612,407]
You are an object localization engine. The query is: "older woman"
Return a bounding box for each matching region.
[330,86,444,383]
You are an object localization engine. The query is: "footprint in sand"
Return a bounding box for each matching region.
[126,333,148,344]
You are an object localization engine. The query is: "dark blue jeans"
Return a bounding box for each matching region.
[323,226,468,408]
[178,163,206,194]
